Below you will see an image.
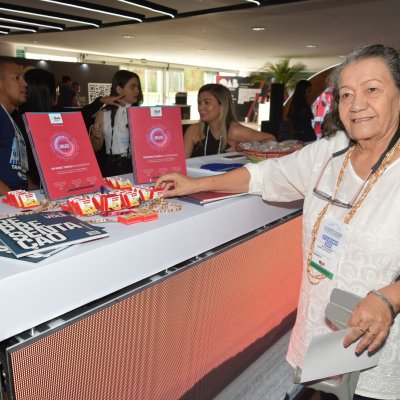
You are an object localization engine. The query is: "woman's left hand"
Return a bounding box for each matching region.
[344,291,393,354]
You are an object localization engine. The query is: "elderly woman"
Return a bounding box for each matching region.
[184,83,275,158]
[156,44,400,400]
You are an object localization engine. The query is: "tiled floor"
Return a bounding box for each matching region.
[214,329,322,400]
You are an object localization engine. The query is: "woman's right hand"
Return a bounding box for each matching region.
[100,95,125,107]
[155,173,197,197]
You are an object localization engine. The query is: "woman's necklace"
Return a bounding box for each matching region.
[204,126,222,156]
[307,136,400,285]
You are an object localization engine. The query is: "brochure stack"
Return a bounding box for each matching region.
[0,211,108,260]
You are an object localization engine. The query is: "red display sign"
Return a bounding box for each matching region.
[23,112,103,199]
[128,106,186,184]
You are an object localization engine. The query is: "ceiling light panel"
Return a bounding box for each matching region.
[0,2,102,27]
[0,12,64,30]
[40,0,144,22]
[0,23,37,32]
[117,0,177,18]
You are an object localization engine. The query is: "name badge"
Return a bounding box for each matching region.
[309,217,349,280]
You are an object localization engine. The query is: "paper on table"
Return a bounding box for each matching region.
[300,328,379,383]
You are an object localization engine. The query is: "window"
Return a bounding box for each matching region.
[125,65,219,119]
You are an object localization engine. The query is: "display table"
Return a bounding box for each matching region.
[0,156,304,400]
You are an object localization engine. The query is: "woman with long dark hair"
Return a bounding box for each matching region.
[18,68,58,186]
[90,70,143,176]
[21,68,56,113]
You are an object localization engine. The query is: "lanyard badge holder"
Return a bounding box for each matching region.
[293,288,362,400]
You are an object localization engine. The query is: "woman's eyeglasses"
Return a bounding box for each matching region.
[312,145,370,209]
[313,131,400,209]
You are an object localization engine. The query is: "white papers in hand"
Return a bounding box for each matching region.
[300,328,379,383]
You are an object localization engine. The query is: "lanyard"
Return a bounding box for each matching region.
[307,131,400,285]
[1,104,28,172]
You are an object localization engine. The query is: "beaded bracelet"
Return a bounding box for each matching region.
[368,289,397,322]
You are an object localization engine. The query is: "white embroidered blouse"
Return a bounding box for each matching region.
[245,131,400,399]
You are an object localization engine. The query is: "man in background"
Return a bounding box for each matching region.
[0,61,31,195]
[56,74,78,108]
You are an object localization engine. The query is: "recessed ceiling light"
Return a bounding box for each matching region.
[123,35,135,39]
[252,26,266,31]
[197,49,207,52]
[306,44,318,48]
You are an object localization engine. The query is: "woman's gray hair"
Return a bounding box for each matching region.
[325,44,400,135]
